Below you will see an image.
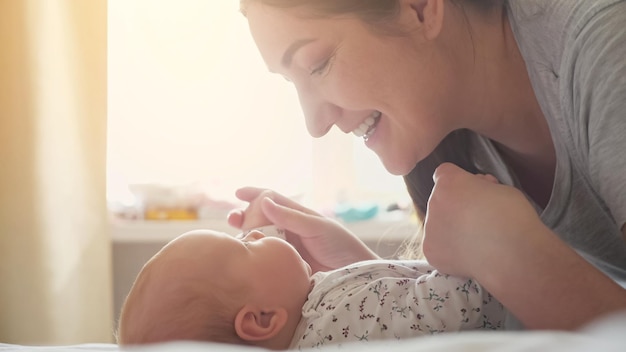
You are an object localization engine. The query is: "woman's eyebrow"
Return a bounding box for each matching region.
[282,38,317,68]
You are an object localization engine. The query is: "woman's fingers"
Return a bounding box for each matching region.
[231,187,377,272]
[260,197,331,238]
[236,187,322,216]
[234,186,266,201]
[482,174,499,184]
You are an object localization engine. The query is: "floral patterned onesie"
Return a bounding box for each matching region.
[288,260,505,349]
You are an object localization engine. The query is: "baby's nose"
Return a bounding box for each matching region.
[243,230,265,241]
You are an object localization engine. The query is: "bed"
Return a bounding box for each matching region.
[1,312,625,352]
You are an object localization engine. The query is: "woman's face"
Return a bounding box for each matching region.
[246,3,468,175]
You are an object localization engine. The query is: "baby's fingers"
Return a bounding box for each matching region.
[226,209,245,229]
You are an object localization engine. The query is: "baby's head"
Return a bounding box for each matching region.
[118,229,313,349]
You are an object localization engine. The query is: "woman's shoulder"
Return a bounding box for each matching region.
[507,0,625,61]
[507,0,624,25]
[507,0,626,151]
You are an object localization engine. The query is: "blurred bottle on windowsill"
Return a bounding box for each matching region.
[108,183,240,221]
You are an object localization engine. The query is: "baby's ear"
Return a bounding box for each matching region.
[234,304,288,342]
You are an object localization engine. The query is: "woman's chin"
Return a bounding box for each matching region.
[379,157,415,176]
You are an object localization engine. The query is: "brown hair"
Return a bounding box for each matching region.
[240,0,400,22]
[241,0,501,257]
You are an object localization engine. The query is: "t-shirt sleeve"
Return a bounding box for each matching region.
[569,1,626,229]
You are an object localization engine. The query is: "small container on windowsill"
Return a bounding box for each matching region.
[144,207,198,220]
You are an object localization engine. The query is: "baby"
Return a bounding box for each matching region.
[117,227,505,349]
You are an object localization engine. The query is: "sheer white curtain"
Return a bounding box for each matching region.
[0,0,112,344]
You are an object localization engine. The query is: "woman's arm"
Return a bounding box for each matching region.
[423,163,626,330]
[480,221,626,330]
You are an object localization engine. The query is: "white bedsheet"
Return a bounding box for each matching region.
[1,312,625,352]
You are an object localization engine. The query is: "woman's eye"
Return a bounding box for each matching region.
[310,54,334,76]
[310,60,330,76]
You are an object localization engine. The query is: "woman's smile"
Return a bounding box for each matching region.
[351,110,381,141]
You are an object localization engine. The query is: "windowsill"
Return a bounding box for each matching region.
[109,212,418,244]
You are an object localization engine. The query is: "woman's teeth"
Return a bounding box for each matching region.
[352,111,381,141]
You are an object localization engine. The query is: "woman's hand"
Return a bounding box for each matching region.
[424,163,626,330]
[227,187,379,272]
[422,162,546,278]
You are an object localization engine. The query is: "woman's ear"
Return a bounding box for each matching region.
[399,0,445,40]
[234,304,288,342]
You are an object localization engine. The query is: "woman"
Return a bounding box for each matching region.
[228,0,626,331]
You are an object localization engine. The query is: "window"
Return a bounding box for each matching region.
[107,0,409,217]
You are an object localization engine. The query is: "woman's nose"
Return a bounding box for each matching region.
[296,87,340,138]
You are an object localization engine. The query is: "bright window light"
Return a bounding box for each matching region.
[107,0,409,217]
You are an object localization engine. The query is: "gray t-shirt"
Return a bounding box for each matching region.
[473,0,626,287]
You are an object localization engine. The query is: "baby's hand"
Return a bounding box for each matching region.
[227,191,273,231]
